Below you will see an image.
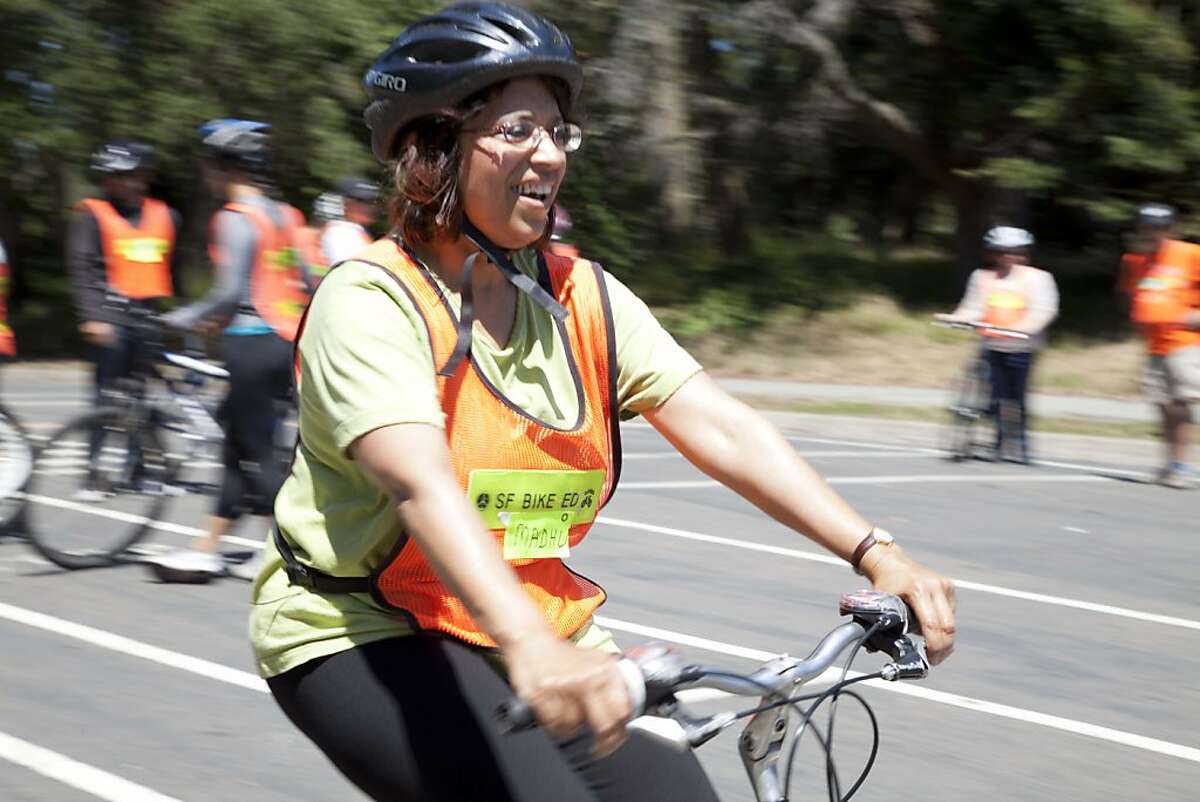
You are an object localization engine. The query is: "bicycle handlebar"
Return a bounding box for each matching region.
[495,591,928,738]
[932,318,1030,339]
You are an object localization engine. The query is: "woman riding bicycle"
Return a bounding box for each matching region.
[151,120,310,583]
[938,226,1059,463]
[252,5,956,800]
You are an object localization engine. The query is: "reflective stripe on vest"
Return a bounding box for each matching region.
[294,225,329,282]
[78,198,175,300]
[0,259,13,357]
[293,238,622,647]
[979,267,1030,336]
[222,202,310,342]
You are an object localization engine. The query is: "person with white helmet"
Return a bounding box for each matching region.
[938,226,1059,462]
[1125,203,1200,489]
[253,4,956,800]
[320,176,380,264]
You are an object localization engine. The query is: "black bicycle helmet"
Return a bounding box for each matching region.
[1136,202,1175,228]
[198,119,272,172]
[363,2,583,161]
[91,140,156,174]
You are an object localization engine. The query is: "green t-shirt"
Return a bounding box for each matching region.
[249,249,701,678]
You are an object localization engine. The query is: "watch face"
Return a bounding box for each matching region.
[874,528,895,545]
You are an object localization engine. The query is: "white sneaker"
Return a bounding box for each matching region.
[227,551,265,582]
[147,550,226,584]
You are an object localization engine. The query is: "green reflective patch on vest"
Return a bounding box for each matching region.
[115,237,169,264]
[467,469,605,530]
[268,247,300,269]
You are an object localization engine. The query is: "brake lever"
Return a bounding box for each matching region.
[879,634,929,681]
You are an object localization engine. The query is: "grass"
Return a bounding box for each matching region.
[666,293,1146,400]
[732,396,1158,439]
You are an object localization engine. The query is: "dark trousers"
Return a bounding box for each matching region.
[216,332,292,520]
[91,325,139,402]
[267,636,720,802]
[985,349,1034,453]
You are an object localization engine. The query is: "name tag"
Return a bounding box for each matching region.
[467,469,606,560]
[116,237,169,264]
[499,511,575,560]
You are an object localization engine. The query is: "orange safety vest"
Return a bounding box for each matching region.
[77,198,175,300]
[548,240,580,260]
[1131,239,1200,354]
[219,202,310,342]
[978,266,1031,337]
[294,225,329,283]
[0,256,14,357]
[1118,252,1149,299]
[293,238,621,648]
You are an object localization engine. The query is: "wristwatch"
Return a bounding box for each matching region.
[850,527,895,575]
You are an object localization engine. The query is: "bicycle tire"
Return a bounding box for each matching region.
[940,357,990,460]
[0,403,34,530]
[23,407,177,569]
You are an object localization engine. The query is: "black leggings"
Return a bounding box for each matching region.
[216,332,292,520]
[266,637,720,802]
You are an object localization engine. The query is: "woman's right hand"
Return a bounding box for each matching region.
[505,634,633,757]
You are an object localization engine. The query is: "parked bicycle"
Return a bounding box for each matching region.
[933,318,1028,461]
[499,590,929,802]
[22,309,293,569]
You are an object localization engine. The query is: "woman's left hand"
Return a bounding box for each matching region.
[862,548,957,666]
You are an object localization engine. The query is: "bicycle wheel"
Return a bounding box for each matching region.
[23,407,176,569]
[940,358,990,460]
[0,403,34,530]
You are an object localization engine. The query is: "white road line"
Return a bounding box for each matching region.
[3,400,88,408]
[623,450,936,461]
[623,425,1152,480]
[0,601,268,692]
[3,599,1198,766]
[0,730,187,802]
[20,492,266,550]
[595,516,1200,632]
[621,473,1113,490]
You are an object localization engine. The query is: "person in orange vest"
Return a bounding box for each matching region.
[1127,204,1200,489]
[252,6,956,800]
[150,119,311,582]
[68,141,180,402]
[1116,205,1174,316]
[938,227,1059,463]
[0,238,14,361]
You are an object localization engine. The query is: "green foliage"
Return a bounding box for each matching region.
[4,0,1200,355]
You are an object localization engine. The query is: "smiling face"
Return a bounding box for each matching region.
[457,77,567,250]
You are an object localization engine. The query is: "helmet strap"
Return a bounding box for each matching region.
[459,218,568,321]
[430,219,569,377]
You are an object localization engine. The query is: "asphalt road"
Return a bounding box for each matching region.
[1,366,1197,801]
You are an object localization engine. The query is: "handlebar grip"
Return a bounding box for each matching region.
[495,658,649,735]
[495,699,537,734]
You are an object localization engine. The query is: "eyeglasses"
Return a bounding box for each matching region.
[465,120,583,153]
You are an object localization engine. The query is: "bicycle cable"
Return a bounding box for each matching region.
[782,620,883,801]
[823,622,877,801]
